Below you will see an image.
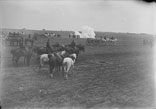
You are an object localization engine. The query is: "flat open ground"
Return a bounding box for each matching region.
[1,36,155,109]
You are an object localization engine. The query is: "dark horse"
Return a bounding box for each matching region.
[75,44,85,56]
[6,32,23,46]
[25,34,37,46]
[32,46,51,55]
[11,47,34,66]
[47,50,70,78]
[65,44,85,58]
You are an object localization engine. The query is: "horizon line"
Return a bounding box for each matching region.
[0,27,154,35]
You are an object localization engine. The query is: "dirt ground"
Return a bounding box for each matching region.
[1,37,155,109]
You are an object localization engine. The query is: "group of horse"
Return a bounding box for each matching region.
[1,32,37,46]
[44,32,62,38]
[2,32,23,46]
[69,33,80,39]
[10,39,85,80]
[87,37,118,45]
[143,39,154,47]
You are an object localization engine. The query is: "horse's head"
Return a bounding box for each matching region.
[69,53,77,61]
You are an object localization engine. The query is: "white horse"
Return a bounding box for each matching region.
[104,37,118,45]
[101,38,107,45]
[110,38,118,45]
[62,53,77,80]
[39,54,50,69]
[39,50,68,71]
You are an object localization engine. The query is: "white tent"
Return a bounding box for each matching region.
[80,26,96,39]
[73,26,96,39]
[74,31,81,37]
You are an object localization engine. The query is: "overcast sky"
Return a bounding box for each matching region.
[0,0,155,34]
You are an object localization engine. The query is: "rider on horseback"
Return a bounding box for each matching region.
[19,41,25,50]
[110,36,114,40]
[46,39,53,53]
[70,40,76,48]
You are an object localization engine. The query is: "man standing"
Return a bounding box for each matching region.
[46,39,52,53]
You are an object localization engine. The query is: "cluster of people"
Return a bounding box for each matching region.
[143,39,153,47]
[87,36,117,45]
[37,39,85,80]
[10,37,85,80]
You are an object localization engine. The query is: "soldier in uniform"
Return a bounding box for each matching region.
[70,40,76,48]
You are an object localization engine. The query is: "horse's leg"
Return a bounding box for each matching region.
[27,56,31,66]
[15,57,19,67]
[24,56,29,66]
[64,71,68,80]
[64,63,71,80]
[16,41,17,46]
[71,64,74,76]
[24,56,26,65]
[39,57,43,70]
[24,56,27,66]
[32,41,34,46]
[39,63,41,70]
[58,65,61,72]
[62,63,67,79]
[10,41,11,46]
[58,64,63,76]
[12,55,14,62]
[62,65,65,77]
[49,65,54,78]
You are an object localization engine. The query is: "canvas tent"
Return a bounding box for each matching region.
[74,31,81,37]
[73,26,96,39]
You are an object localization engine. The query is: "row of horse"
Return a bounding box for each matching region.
[143,39,154,47]
[1,33,37,46]
[86,37,118,45]
[10,41,85,79]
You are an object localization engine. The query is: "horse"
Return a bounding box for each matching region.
[47,50,70,78]
[7,33,23,46]
[62,53,77,80]
[105,37,117,45]
[74,44,85,57]
[110,38,118,45]
[86,38,96,45]
[32,46,49,56]
[101,37,107,45]
[64,44,84,60]
[39,54,49,69]
[55,50,69,71]
[10,47,34,66]
[39,50,69,70]
[25,38,34,46]
[24,34,37,46]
